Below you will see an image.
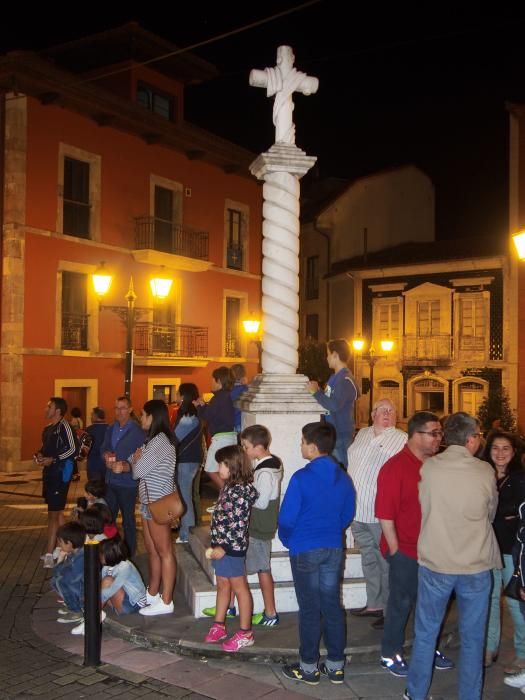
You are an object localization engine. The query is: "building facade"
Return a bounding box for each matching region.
[0,25,262,471]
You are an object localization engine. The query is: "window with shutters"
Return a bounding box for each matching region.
[224,200,249,272]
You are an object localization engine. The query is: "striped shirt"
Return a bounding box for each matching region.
[348,426,407,523]
[131,433,176,505]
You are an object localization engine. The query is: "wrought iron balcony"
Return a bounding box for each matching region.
[403,335,452,364]
[226,244,243,270]
[134,322,208,357]
[61,313,89,350]
[134,217,209,260]
[225,331,241,358]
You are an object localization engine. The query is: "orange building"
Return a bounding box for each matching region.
[0,25,262,471]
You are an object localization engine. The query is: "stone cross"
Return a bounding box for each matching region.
[249,45,319,145]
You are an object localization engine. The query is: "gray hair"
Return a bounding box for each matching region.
[444,412,479,446]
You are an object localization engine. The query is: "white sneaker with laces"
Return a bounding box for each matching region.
[505,669,525,688]
[139,599,174,616]
[146,589,161,605]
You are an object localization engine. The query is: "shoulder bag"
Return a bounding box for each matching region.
[503,568,523,601]
[144,471,184,526]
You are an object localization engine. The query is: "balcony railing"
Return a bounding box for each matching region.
[403,335,452,363]
[134,217,209,260]
[225,331,241,357]
[226,244,243,270]
[61,313,88,350]
[134,322,208,357]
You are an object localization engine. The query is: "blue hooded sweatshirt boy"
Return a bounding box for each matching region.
[278,454,356,556]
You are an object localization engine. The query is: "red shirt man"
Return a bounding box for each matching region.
[374,411,452,677]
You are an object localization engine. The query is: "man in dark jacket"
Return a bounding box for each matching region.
[101,396,145,555]
[86,407,108,480]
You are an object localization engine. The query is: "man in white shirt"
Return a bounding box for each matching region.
[347,399,407,628]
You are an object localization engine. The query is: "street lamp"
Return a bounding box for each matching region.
[513,230,525,260]
[242,313,262,373]
[93,264,173,399]
[352,335,394,421]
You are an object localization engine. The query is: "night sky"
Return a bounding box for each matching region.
[3,2,525,241]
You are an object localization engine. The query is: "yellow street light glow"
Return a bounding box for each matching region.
[150,276,173,299]
[352,336,365,352]
[243,317,261,335]
[380,338,394,353]
[92,264,112,297]
[513,231,525,260]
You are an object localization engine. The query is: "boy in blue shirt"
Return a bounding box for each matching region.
[279,422,356,686]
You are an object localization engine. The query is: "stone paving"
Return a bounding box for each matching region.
[0,468,520,699]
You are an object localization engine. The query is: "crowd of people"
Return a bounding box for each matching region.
[34,342,525,698]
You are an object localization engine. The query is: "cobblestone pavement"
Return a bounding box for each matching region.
[0,469,518,699]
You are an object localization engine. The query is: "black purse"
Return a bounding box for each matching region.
[503,569,523,601]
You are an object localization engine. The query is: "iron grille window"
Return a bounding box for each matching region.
[225,297,241,357]
[306,256,319,300]
[61,272,88,350]
[227,209,243,270]
[137,82,176,121]
[63,157,90,238]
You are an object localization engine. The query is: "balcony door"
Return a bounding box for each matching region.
[154,185,174,253]
[61,272,88,350]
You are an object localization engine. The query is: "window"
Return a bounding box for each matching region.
[151,302,176,354]
[378,302,400,336]
[152,385,175,402]
[61,272,88,350]
[460,298,485,337]
[63,157,90,238]
[418,300,440,336]
[305,314,319,340]
[306,256,319,300]
[137,83,176,121]
[225,297,241,357]
[154,185,174,253]
[227,209,243,270]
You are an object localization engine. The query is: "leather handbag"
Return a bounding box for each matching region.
[144,478,184,526]
[503,568,523,601]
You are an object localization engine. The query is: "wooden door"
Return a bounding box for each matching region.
[61,387,87,426]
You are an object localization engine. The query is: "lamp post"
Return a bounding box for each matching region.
[93,264,173,399]
[242,314,262,374]
[352,335,394,422]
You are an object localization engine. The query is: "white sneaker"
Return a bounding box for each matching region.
[146,589,161,605]
[505,670,525,688]
[43,554,54,569]
[175,537,188,544]
[139,599,174,616]
[70,610,106,635]
[57,612,83,623]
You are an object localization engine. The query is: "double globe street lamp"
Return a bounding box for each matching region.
[92,263,173,399]
[352,335,394,417]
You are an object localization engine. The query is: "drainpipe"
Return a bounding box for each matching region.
[313,219,331,341]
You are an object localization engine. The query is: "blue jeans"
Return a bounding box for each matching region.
[177,462,200,540]
[406,566,491,700]
[333,434,351,469]
[105,484,138,556]
[290,548,346,666]
[486,553,525,658]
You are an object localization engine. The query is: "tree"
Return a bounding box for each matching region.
[476,386,516,435]
[298,340,330,385]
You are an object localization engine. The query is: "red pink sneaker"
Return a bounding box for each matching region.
[205,623,227,643]
[221,630,254,652]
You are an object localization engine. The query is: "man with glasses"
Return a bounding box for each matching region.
[403,412,500,700]
[347,399,407,628]
[375,411,454,678]
[101,396,145,556]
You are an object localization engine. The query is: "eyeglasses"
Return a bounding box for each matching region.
[417,430,443,438]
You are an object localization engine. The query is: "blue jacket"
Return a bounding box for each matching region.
[52,547,85,611]
[101,559,146,607]
[314,368,358,440]
[197,388,235,436]
[278,455,356,555]
[231,382,248,433]
[101,420,145,489]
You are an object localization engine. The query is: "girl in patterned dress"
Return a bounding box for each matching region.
[204,445,258,652]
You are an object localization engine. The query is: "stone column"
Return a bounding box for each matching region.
[0,95,27,472]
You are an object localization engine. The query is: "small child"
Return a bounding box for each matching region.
[241,424,283,626]
[100,537,147,615]
[230,363,249,434]
[80,507,107,543]
[204,445,258,652]
[194,367,237,493]
[279,422,356,685]
[52,521,86,623]
[73,478,108,518]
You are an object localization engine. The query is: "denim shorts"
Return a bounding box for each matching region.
[212,553,246,578]
[246,537,271,575]
[140,503,152,520]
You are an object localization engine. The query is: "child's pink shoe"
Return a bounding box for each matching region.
[221,630,254,652]
[205,623,227,643]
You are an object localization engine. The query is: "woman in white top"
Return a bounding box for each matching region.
[117,399,177,616]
